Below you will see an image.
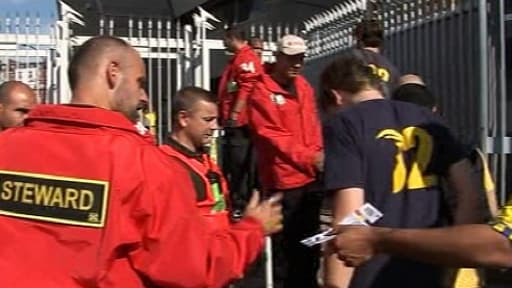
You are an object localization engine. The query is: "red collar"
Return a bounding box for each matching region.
[236,45,252,54]
[230,45,253,62]
[27,104,140,135]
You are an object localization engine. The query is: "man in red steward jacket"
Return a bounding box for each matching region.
[0,36,283,288]
[218,26,264,215]
[160,86,281,232]
[248,34,324,288]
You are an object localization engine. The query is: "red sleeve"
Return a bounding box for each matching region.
[234,52,263,102]
[248,84,317,176]
[129,148,264,288]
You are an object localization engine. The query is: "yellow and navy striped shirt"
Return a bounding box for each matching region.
[491,200,512,241]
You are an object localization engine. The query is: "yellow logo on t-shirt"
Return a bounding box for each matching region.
[377,126,437,193]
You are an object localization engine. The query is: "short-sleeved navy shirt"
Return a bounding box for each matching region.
[324,99,466,288]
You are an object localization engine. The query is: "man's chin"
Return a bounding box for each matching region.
[203,136,213,144]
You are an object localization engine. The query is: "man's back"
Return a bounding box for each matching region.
[0,105,151,286]
[324,99,467,288]
[0,105,265,287]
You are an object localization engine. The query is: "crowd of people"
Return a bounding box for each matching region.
[0,17,510,288]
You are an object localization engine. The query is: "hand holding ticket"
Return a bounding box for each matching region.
[300,203,383,247]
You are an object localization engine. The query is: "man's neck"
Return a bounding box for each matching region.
[71,87,109,109]
[271,72,292,87]
[352,89,384,104]
[234,42,247,53]
[363,46,380,54]
[170,131,197,153]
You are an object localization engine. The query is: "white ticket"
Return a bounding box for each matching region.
[300,203,383,247]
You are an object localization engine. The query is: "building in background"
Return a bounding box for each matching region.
[0,59,48,102]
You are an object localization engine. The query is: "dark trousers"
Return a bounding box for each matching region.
[222,126,258,211]
[270,183,322,288]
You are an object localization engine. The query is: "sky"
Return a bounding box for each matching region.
[0,0,58,32]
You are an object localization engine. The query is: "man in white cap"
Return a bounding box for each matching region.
[247,34,324,287]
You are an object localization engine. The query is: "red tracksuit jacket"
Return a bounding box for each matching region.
[248,74,323,190]
[160,141,231,231]
[218,45,263,126]
[0,105,263,288]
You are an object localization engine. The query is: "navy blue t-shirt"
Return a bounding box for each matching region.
[323,99,466,288]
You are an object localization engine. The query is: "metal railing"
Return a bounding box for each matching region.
[301,0,509,204]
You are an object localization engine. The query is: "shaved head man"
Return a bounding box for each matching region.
[0,35,284,288]
[0,81,37,130]
[68,36,148,122]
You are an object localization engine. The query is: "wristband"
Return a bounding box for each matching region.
[491,222,512,240]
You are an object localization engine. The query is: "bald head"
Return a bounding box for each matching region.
[399,74,426,86]
[68,36,133,90]
[0,81,37,130]
[68,36,148,123]
[393,74,436,112]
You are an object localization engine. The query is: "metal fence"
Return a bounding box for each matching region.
[1,0,508,203]
[302,0,510,204]
[0,1,230,144]
[0,12,58,104]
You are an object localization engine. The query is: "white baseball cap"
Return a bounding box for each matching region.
[277,34,307,55]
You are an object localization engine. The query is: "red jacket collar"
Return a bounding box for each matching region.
[236,45,252,55]
[27,104,140,135]
[229,45,252,63]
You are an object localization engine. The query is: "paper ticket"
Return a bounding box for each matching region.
[300,203,383,247]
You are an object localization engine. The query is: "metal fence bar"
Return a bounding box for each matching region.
[498,0,507,205]
[479,0,489,152]
[147,19,154,113]
[157,19,163,144]
[166,20,172,133]
[176,19,182,91]
[35,14,41,101]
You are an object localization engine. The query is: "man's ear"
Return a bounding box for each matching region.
[330,89,344,107]
[106,61,121,89]
[177,110,189,128]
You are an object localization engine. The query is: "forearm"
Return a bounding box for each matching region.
[324,253,353,288]
[231,78,255,116]
[231,99,246,115]
[378,224,512,268]
[448,160,484,224]
[259,134,317,174]
[323,188,364,287]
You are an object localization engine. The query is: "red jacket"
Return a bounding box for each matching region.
[160,140,231,231]
[218,45,263,126]
[0,105,264,288]
[248,74,323,190]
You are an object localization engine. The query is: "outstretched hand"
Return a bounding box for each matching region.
[244,190,283,235]
[330,225,391,267]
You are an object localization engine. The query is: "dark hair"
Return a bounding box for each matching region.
[354,19,384,48]
[224,26,246,41]
[392,83,436,109]
[320,52,382,109]
[68,35,130,90]
[172,86,217,124]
